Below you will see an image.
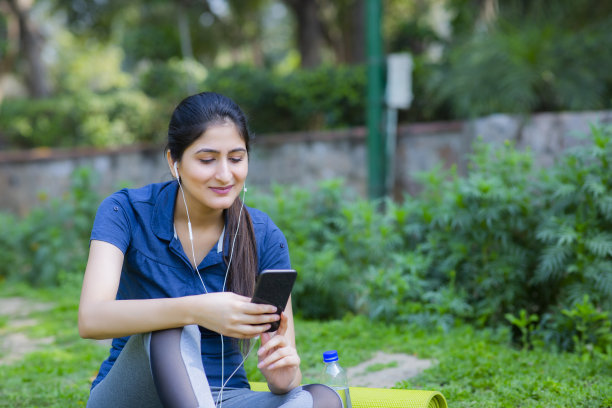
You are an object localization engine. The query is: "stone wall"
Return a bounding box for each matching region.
[1,110,610,214]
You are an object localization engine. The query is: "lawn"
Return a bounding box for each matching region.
[0,282,610,407]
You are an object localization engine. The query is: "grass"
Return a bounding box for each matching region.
[1,282,611,408]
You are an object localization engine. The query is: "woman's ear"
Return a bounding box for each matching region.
[166,150,178,179]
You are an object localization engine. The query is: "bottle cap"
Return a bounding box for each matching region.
[323,350,339,363]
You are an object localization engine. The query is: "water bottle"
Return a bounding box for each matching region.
[321,350,352,408]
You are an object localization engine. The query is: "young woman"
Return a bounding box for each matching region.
[79,92,341,407]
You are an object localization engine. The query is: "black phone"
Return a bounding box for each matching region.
[251,269,297,332]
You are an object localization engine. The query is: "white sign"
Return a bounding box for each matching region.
[385,53,413,109]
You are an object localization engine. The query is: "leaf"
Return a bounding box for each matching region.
[597,196,612,222]
[584,233,612,257]
[535,245,572,283]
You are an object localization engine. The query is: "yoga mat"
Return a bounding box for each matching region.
[349,386,447,408]
[249,382,448,408]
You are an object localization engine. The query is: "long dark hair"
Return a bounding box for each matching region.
[166,92,258,302]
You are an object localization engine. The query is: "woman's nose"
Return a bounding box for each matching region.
[215,160,232,182]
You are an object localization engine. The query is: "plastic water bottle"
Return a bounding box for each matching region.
[322,350,352,408]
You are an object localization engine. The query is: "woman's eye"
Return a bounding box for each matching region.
[199,158,214,164]
[229,157,244,163]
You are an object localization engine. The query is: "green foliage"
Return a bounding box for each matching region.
[415,140,543,327]
[401,324,612,408]
[435,1,612,117]
[252,125,612,353]
[541,295,612,357]
[0,90,164,149]
[0,168,100,286]
[203,64,366,133]
[137,58,208,103]
[505,309,539,350]
[534,124,612,312]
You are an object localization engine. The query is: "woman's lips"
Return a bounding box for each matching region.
[209,185,233,195]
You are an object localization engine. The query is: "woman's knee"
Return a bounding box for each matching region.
[302,384,343,408]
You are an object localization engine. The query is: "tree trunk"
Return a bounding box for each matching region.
[5,0,50,98]
[344,0,365,64]
[316,0,366,65]
[283,0,324,68]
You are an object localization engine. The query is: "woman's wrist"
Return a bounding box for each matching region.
[180,294,208,327]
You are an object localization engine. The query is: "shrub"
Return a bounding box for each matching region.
[0,89,164,149]
[203,65,366,133]
[0,168,100,286]
[430,11,612,117]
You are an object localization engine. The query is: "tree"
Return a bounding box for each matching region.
[281,0,324,67]
[1,0,50,98]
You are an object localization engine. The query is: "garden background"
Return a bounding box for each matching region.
[1,0,611,407]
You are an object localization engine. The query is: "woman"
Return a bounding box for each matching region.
[79,92,341,407]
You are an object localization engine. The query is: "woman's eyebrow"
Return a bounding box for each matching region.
[194,147,247,154]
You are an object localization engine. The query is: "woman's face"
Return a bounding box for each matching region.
[173,121,248,213]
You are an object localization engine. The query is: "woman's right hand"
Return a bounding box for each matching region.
[192,292,279,339]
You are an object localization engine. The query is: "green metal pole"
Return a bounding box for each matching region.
[366,0,385,199]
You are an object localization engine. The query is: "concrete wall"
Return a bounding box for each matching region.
[1,110,611,215]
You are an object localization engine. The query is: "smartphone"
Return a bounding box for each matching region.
[251,269,297,332]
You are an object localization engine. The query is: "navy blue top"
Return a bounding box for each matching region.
[89,181,291,390]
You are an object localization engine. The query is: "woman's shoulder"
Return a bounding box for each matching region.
[245,206,281,231]
[245,206,271,225]
[245,206,287,243]
[104,181,174,207]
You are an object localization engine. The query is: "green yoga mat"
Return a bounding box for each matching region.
[249,382,447,408]
[349,386,447,408]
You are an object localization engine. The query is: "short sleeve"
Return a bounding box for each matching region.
[258,216,291,272]
[90,191,132,254]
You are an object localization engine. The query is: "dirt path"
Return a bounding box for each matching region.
[0,297,55,365]
[347,351,435,388]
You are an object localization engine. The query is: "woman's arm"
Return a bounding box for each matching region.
[78,240,279,340]
[256,297,303,394]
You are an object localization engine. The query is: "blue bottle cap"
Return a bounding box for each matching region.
[323,350,339,363]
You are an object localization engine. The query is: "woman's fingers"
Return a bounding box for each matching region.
[257,346,300,370]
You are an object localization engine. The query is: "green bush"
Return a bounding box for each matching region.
[254,124,612,353]
[137,58,208,103]
[203,65,366,133]
[0,168,100,286]
[0,89,164,149]
[431,10,612,117]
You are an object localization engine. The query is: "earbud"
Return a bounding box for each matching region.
[243,185,247,192]
[173,162,179,179]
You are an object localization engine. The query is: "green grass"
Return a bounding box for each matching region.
[1,283,610,408]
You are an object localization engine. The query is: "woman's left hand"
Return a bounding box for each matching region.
[257,312,302,394]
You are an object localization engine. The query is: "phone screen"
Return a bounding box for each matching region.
[251,269,297,332]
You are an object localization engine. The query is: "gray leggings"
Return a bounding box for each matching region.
[87,325,342,408]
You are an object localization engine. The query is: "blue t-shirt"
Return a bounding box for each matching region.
[89,181,291,390]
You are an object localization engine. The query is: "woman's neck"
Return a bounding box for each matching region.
[173,192,224,231]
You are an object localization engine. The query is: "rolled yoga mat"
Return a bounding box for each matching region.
[249,382,448,408]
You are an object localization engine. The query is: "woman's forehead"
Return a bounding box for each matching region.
[188,123,246,151]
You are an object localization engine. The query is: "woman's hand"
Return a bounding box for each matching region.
[257,312,302,394]
[192,292,279,339]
